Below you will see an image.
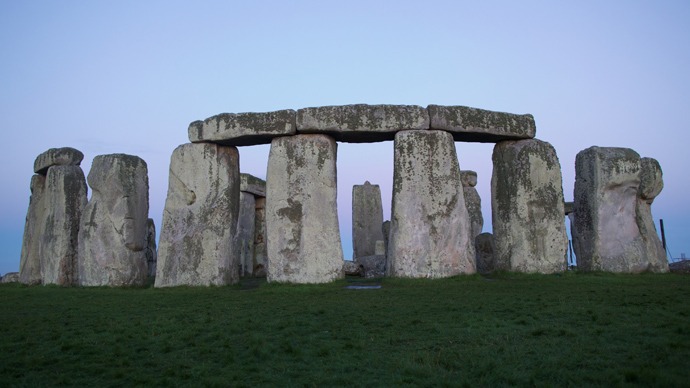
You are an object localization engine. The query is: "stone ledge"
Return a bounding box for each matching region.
[428,104,536,142]
[188,109,296,146]
[240,173,266,197]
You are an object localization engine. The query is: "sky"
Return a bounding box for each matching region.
[1,1,689,275]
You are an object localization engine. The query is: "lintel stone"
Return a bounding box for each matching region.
[240,173,266,197]
[428,105,536,142]
[34,147,84,175]
[188,109,296,146]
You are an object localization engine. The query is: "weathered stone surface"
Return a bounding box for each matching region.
[374,240,385,256]
[636,157,668,272]
[387,130,475,278]
[491,139,568,273]
[475,233,496,274]
[240,173,266,197]
[19,175,47,285]
[382,221,390,254]
[357,255,386,278]
[156,143,240,287]
[253,197,267,277]
[343,260,361,276]
[40,166,87,286]
[78,154,149,286]
[145,219,157,277]
[297,104,429,143]
[460,170,483,240]
[1,272,19,283]
[573,147,657,273]
[428,105,536,143]
[188,110,296,146]
[34,147,84,175]
[236,192,256,277]
[266,134,344,283]
[352,181,384,260]
[564,201,574,215]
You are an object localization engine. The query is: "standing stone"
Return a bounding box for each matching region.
[382,221,391,254]
[352,181,385,260]
[491,139,568,273]
[156,143,240,287]
[475,233,496,274]
[460,170,483,240]
[236,192,256,277]
[145,219,157,277]
[387,130,475,278]
[636,157,668,272]
[253,197,267,276]
[266,134,344,283]
[40,166,87,286]
[78,154,149,286]
[19,175,47,285]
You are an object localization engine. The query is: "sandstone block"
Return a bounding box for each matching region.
[343,260,361,276]
[636,157,668,272]
[78,154,149,286]
[357,255,386,278]
[253,197,267,277]
[145,219,157,277]
[382,221,390,255]
[387,130,475,278]
[34,147,84,175]
[428,105,536,142]
[155,143,240,287]
[491,139,568,273]
[460,170,483,240]
[266,134,344,283]
[188,110,296,146]
[1,272,19,283]
[236,192,256,277]
[19,175,47,285]
[475,233,496,274]
[296,104,429,143]
[352,181,385,260]
[240,173,266,197]
[374,240,385,256]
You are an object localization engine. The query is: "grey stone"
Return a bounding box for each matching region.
[1,272,19,283]
[460,170,483,240]
[374,240,386,256]
[266,134,344,283]
[564,201,574,215]
[387,130,475,278]
[491,139,568,273]
[145,219,157,277]
[236,192,256,277]
[382,221,391,254]
[253,197,267,277]
[428,105,536,142]
[188,110,296,146]
[19,175,47,286]
[352,181,384,260]
[296,104,429,143]
[475,233,496,274]
[78,154,149,287]
[40,166,87,286]
[34,147,84,175]
[636,157,668,272]
[343,260,361,276]
[155,143,240,287]
[357,255,386,278]
[240,173,266,197]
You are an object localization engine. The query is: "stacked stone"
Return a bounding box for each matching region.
[236,173,267,277]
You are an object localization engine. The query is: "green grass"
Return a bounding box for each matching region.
[1,272,689,387]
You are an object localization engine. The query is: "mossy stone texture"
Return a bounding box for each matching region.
[33,147,84,175]
[18,175,47,285]
[352,181,385,260]
[189,109,296,146]
[428,105,536,142]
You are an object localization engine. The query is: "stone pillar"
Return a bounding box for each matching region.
[491,139,568,273]
[460,170,483,240]
[145,219,157,277]
[254,197,267,276]
[155,143,240,287]
[475,232,496,274]
[637,157,669,272]
[18,175,46,285]
[266,134,344,283]
[236,191,256,277]
[387,130,475,278]
[78,154,149,286]
[352,181,384,260]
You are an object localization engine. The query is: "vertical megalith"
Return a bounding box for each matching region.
[78,154,149,286]
[460,170,483,241]
[40,166,88,286]
[236,191,256,277]
[387,130,475,278]
[253,197,267,276]
[636,157,668,272]
[475,232,496,274]
[352,181,384,260]
[266,134,344,283]
[155,143,240,287]
[145,218,157,277]
[19,175,47,285]
[491,139,568,273]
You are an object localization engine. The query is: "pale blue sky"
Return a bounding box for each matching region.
[1,1,688,274]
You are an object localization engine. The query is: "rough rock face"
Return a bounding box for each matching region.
[266,134,344,283]
[156,143,240,287]
[492,139,567,273]
[460,170,483,240]
[188,110,296,146]
[428,105,536,142]
[357,255,386,278]
[343,260,360,276]
[475,233,496,274]
[387,130,475,278]
[78,154,149,286]
[40,166,88,286]
[34,147,84,175]
[573,147,659,273]
[240,173,266,197]
[636,157,668,272]
[19,175,47,285]
[382,221,391,254]
[145,219,157,277]
[253,197,267,277]
[236,192,256,277]
[296,104,429,143]
[352,181,385,260]
[1,272,19,283]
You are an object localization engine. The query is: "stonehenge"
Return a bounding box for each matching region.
[17,104,672,287]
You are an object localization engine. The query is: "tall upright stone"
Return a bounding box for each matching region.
[636,157,668,272]
[40,166,87,286]
[18,175,47,285]
[387,130,475,278]
[266,134,344,283]
[492,139,568,273]
[253,197,267,276]
[460,170,483,240]
[156,143,240,287]
[352,181,384,260]
[145,218,157,277]
[236,191,256,277]
[78,154,149,286]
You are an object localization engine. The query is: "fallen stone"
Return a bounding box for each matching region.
[145,219,157,277]
[296,104,429,143]
[240,173,266,197]
[460,170,483,240]
[475,233,496,274]
[636,157,669,272]
[236,191,256,277]
[40,166,87,286]
[188,109,296,146]
[357,254,386,278]
[352,181,385,260]
[492,139,568,273]
[669,260,690,274]
[78,154,149,286]
[343,260,361,276]
[156,143,240,287]
[1,272,19,283]
[34,147,84,175]
[19,175,47,286]
[253,197,267,277]
[428,105,536,142]
[266,134,344,283]
[387,130,475,278]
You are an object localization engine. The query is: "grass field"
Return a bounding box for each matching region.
[1,272,689,387]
